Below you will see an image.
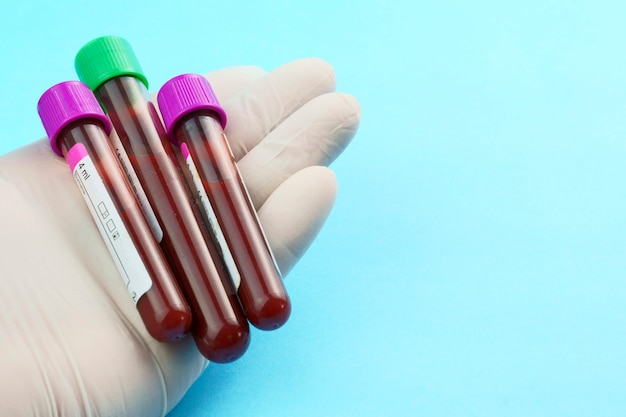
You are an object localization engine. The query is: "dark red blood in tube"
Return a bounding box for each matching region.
[58,121,192,342]
[96,77,249,362]
[175,112,291,330]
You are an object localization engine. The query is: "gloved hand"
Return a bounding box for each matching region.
[0,58,361,417]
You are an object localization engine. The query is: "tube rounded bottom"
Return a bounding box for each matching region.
[194,320,251,363]
[137,295,193,342]
[246,295,292,331]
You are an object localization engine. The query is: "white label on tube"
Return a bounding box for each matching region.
[109,129,164,242]
[181,142,241,289]
[67,143,153,303]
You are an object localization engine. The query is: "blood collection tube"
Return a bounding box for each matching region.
[37,81,192,342]
[158,74,291,330]
[74,36,249,363]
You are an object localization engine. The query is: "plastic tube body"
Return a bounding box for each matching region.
[174,111,291,330]
[58,120,192,342]
[95,76,249,362]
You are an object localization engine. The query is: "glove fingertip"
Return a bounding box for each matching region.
[258,166,337,276]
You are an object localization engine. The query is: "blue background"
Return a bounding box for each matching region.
[3,1,626,415]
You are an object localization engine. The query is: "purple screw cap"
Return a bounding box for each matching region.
[157,74,228,144]
[37,81,112,156]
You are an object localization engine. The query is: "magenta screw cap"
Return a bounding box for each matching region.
[157,74,228,143]
[37,81,112,156]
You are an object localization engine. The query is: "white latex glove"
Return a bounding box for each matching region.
[0,58,361,417]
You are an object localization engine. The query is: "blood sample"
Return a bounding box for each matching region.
[158,74,291,330]
[37,81,192,342]
[75,36,249,363]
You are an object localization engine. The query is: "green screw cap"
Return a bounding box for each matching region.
[75,35,149,92]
